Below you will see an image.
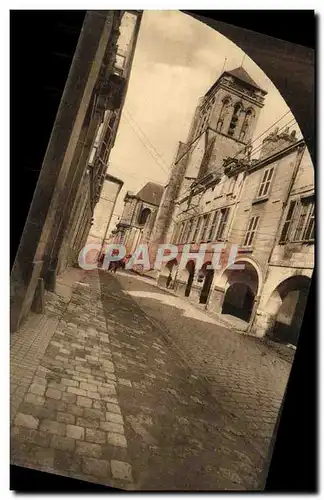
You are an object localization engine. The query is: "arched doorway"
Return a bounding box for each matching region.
[185,260,195,297]
[199,262,214,304]
[138,207,151,226]
[222,283,255,321]
[165,258,178,289]
[219,260,260,323]
[265,275,311,346]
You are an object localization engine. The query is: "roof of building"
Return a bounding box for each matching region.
[105,173,124,185]
[136,182,164,206]
[224,67,266,93]
[205,65,267,98]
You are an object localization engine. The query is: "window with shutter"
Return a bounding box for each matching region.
[280,200,297,243]
[193,216,203,242]
[257,167,274,198]
[201,213,211,242]
[243,215,260,247]
[303,204,315,241]
[216,208,229,240]
[208,211,219,242]
[292,198,315,242]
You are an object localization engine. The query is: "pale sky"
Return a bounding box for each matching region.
[108,10,300,233]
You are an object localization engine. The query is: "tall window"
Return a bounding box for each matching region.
[216,208,230,240]
[257,167,274,199]
[173,224,182,244]
[217,97,231,132]
[208,211,219,242]
[182,220,191,244]
[280,196,314,244]
[201,213,211,242]
[228,103,242,137]
[138,208,151,225]
[303,204,315,241]
[293,198,315,242]
[239,109,254,142]
[193,216,203,242]
[243,215,260,247]
[189,218,198,242]
[178,222,185,243]
[279,200,297,243]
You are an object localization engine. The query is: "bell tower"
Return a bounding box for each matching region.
[148,66,267,262]
[194,66,267,178]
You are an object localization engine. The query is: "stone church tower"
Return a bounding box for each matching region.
[149,66,267,264]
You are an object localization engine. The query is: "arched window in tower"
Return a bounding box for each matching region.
[239,108,255,142]
[138,207,151,226]
[228,102,243,137]
[216,97,231,132]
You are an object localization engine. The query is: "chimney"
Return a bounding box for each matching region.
[259,127,298,159]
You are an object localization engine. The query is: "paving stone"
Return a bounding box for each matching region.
[14,413,39,429]
[82,408,105,420]
[85,428,106,444]
[39,419,66,436]
[87,391,101,400]
[61,378,79,388]
[80,381,98,392]
[118,378,132,387]
[77,396,92,408]
[111,460,133,482]
[82,457,110,478]
[47,381,64,391]
[17,402,55,421]
[29,383,46,396]
[50,434,76,452]
[107,432,127,448]
[31,446,55,469]
[67,404,84,417]
[106,403,121,415]
[98,385,116,397]
[57,412,75,425]
[76,417,100,430]
[45,398,67,412]
[101,361,115,373]
[62,392,77,404]
[66,424,85,440]
[11,426,51,447]
[24,393,45,406]
[67,387,87,397]
[106,412,123,424]
[75,440,102,458]
[46,388,62,400]
[100,421,124,434]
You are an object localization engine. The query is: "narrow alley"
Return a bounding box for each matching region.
[10,269,292,491]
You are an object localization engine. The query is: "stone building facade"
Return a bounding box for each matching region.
[153,66,314,345]
[57,11,142,274]
[112,182,163,255]
[10,10,143,333]
[86,173,124,248]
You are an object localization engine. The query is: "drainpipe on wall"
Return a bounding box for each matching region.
[267,143,306,266]
[99,182,123,259]
[205,170,247,312]
[247,143,306,335]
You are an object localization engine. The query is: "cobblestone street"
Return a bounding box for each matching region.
[10,269,292,491]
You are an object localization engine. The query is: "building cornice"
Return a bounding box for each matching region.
[247,138,305,173]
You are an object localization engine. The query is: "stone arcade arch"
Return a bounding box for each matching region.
[184,260,196,298]
[138,207,151,226]
[165,258,178,289]
[199,261,214,305]
[264,275,311,346]
[219,259,261,323]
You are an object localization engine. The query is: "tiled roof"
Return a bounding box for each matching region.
[136,182,164,206]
